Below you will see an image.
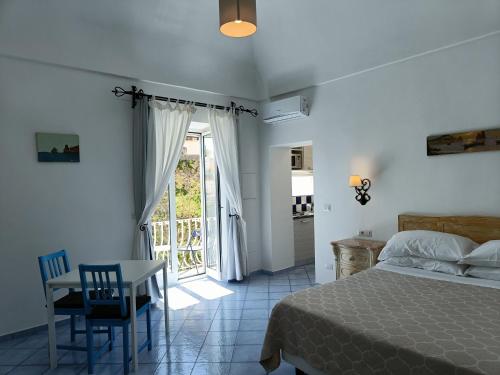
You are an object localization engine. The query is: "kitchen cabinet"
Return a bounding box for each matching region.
[294,216,315,265]
[302,145,313,171]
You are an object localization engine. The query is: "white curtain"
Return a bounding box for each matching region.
[133,99,195,294]
[208,107,247,281]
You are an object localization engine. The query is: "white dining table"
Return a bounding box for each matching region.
[46,260,168,372]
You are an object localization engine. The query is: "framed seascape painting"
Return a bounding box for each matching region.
[36,132,80,162]
[427,128,500,156]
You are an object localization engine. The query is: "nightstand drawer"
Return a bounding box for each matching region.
[338,248,369,267]
[339,265,364,278]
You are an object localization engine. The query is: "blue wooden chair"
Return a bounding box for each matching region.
[79,264,152,374]
[38,250,113,351]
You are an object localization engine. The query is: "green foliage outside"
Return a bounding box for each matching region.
[151,158,202,223]
[175,159,202,219]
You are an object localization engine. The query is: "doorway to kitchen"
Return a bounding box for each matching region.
[266,143,315,281]
[291,145,315,268]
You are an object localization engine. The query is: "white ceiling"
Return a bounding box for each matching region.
[0,0,261,99]
[253,0,500,97]
[0,0,499,100]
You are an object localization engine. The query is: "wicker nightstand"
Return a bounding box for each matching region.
[331,238,386,280]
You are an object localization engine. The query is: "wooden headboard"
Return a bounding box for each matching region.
[398,214,500,244]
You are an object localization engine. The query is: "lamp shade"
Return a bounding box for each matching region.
[349,175,363,187]
[219,0,257,38]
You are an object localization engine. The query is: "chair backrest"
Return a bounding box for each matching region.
[38,249,71,297]
[78,264,127,318]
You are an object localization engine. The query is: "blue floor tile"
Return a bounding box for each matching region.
[154,362,194,375]
[43,365,85,374]
[213,310,242,320]
[231,345,262,363]
[241,309,268,320]
[171,330,207,346]
[197,345,234,363]
[204,332,237,346]
[13,335,46,350]
[228,362,267,375]
[0,366,14,375]
[269,285,291,292]
[235,331,265,346]
[209,320,240,332]
[8,365,49,374]
[0,337,27,349]
[0,349,37,366]
[79,363,122,374]
[163,345,200,363]
[238,320,268,332]
[191,362,230,375]
[242,300,267,310]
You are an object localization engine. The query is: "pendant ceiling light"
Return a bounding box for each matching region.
[219,0,257,38]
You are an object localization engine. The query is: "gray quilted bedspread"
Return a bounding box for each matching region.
[260,268,500,375]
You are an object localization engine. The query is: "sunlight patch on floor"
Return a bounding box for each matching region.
[165,286,200,310]
[182,278,234,300]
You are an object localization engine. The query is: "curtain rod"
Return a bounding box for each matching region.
[112,86,258,117]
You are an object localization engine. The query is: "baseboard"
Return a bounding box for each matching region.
[257,262,315,276]
[295,257,315,267]
[0,317,71,342]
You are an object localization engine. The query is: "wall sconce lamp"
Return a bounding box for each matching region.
[349,175,371,205]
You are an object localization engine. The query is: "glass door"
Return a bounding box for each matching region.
[175,134,205,279]
[202,133,222,280]
[151,129,222,285]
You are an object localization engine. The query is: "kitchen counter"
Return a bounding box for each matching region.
[293,213,314,220]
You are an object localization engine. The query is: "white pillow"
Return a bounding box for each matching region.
[460,240,500,267]
[465,266,500,281]
[378,230,478,262]
[382,256,468,276]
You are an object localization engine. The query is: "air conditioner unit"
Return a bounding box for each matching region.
[262,96,309,124]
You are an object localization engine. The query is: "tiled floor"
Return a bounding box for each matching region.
[0,265,316,374]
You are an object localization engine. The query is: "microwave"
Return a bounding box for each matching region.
[291,150,303,169]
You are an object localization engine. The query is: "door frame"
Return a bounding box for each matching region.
[166,174,179,285]
[201,131,223,281]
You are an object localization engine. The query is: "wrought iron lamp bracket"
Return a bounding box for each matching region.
[354,178,371,205]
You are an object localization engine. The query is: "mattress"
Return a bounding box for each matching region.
[260,267,500,375]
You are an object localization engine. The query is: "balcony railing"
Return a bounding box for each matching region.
[151,218,203,274]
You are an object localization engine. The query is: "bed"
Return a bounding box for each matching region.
[260,214,500,375]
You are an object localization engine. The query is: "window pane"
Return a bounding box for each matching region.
[176,134,205,278]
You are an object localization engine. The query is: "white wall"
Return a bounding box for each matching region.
[0,56,261,336]
[259,34,500,283]
[292,174,314,196]
[237,100,262,273]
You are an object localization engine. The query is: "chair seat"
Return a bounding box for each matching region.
[54,290,115,310]
[87,296,151,320]
[54,291,86,310]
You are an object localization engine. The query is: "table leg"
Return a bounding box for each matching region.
[130,285,138,372]
[163,263,169,335]
[47,287,57,369]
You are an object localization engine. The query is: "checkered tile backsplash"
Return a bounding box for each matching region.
[292,195,314,214]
